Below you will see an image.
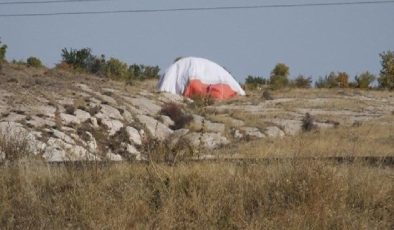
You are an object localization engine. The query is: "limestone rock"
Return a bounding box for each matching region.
[184,132,229,149]
[235,127,265,139]
[127,97,162,115]
[126,126,142,145]
[100,119,123,136]
[96,104,123,120]
[106,151,123,161]
[264,126,285,138]
[137,115,173,140]
[60,113,80,125]
[75,109,91,123]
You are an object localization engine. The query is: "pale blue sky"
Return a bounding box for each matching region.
[1,0,393,82]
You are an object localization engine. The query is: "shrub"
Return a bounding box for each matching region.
[270,63,289,89]
[354,71,375,89]
[160,103,193,130]
[0,40,7,70]
[377,50,394,90]
[262,90,273,100]
[291,75,312,88]
[104,58,128,80]
[245,75,267,90]
[315,72,338,88]
[336,72,349,88]
[301,113,317,132]
[0,126,34,162]
[128,64,160,80]
[26,56,42,68]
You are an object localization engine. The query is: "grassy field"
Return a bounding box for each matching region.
[0,158,393,229]
[0,66,393,229]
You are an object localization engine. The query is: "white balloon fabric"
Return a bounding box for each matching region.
[157,57,246,96]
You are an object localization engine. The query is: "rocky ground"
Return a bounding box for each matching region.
[1,64,393,162]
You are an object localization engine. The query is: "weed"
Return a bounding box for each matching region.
[160,103,193,130]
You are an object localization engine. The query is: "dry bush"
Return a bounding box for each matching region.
[0,127,35,162]
[160,103,193,130]
[64,104,76,115]
[302,113,318,132]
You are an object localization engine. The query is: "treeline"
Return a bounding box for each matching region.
[245,51,394,90]
[0,41,160,82]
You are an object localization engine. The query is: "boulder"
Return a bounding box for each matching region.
[235,127,265,139]
[264,126,285,138]
[96,104,123,120]
[137,115,173,140]
[127,97,162,115]
[184,132,229,149]
[100,119,123,136]
[75,109,91,123]
[125,126,142,146]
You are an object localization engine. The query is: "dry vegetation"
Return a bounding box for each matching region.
[0,160,392,229]
[0,63,393,229]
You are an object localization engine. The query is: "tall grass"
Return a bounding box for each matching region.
[0,160,392,229]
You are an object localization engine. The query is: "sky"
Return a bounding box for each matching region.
[0,0,393,83]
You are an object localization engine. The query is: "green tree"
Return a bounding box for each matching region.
[104,58,128,80]
[0,40,7,70]
[355,71,375,89]
[245,75,267,90]
[291,75,312,88]
[378,51,394,90]
[270,63,289,89]
[315,72,338,88]
[26,57,42,68]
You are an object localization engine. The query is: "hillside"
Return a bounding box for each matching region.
[0,63,394,162]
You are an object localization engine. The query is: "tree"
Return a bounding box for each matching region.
[292,75,312,88]
[26,57,43,68]
[104,58,128,80]
[315,72,338,88]
[378,51,394,90]
[245,75,267,89]
[354,71,375,89]
[0,40,7,70]
[270,63,289,89]
[336,72,349,88]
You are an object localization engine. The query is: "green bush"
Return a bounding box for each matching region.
[245,75,267,90]
[354,71,375,89]
[270,63,289,89]
[378,51,394,90]
[104,58,129,80]
[61,47,104,73]
[26,56,42,68]
[291,75,312,88]
[127,64,160,80]
[0,41,7,70]
[315,72,338,88]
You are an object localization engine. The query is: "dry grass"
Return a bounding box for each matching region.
[216,120,394,158]
[0,160,392,229]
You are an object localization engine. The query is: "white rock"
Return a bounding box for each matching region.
[239,127,265,138]
[126,97,162,115]
[126,126,142,145]
[96,104,123,120]
[52,129,75,144]
[160,115,174,127]
[26,115,56,128]
[43,138,98,162]
[2,113,25,122]
[126,144,143,160]
[106,151,123,161]
[184,132,229,149]
[60,113,80,125]
[89,117,99,128]
[264,126,285,138]
[137,115,173,140]
[75,109,91,123]
[100,119,123,136]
